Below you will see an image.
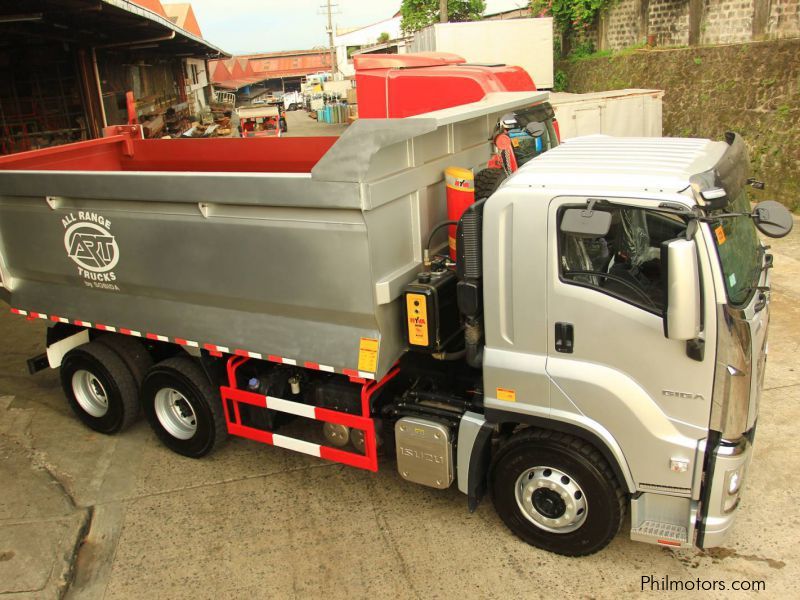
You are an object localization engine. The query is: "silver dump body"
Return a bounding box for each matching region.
[0,92,546,379]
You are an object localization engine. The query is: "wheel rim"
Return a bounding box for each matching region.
[154,388,197,440]
[515,466,588,533]
[72,369,109,417]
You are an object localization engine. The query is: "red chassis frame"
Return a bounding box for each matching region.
[220,356,400,472]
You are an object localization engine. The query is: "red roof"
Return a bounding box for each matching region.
[162,3,203,38]
[210,60,233,82]
[132,0,168,18]
[228,59,246,79]
[249,53,330,74]
[210,52,330,87]
[237,49,328,59]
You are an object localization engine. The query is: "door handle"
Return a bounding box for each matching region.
[555,322,574,354]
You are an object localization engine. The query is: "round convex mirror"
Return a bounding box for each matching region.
[752,200,794,238]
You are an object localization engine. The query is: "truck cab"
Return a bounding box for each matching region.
[466,132,782,553]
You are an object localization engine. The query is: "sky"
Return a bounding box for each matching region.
[174,0,530,54]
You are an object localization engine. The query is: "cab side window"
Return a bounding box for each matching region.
[558,206,687,314]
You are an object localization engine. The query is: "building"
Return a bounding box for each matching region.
[332,2,532,78]
[163,2,210,115]
[0,0,226,154]
[333,14,405,77]
[210,50,332,103]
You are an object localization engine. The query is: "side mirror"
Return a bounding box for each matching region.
[662,238,701,341]
[752,200,793,238]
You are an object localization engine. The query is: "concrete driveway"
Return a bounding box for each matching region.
[1,217,798,599]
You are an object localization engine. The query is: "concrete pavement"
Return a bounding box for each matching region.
[1,210,798,598]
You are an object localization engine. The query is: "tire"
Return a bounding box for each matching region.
[95,334,153,389]
[475,167,506,200]
[490,428,626,556]
[60,342,139,434]
[141,357,227,458]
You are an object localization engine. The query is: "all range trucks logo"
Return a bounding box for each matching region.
[62,212,121,291]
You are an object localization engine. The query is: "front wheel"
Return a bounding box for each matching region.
[491,429,625,556]
[141,357,227,458]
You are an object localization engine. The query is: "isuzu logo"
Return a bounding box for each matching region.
[62,212,120,291]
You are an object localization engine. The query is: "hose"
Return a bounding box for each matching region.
[432,349,467,361]
[424,219,458,267]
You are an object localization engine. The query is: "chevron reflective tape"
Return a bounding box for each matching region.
[9,307,374,379]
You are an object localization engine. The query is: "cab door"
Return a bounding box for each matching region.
[544,196,715,491]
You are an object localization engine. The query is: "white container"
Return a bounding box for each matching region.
[322,80,353,96]
[549,89,664,139]
[410,18,554,89]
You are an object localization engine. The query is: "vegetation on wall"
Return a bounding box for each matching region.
[557,39,800,211]
[531,0,613,35]
[400,0,486,33]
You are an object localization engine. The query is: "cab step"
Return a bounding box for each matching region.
[631,520,689,547]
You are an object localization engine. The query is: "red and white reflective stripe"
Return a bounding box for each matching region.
[273,434,321,457]
[9,307,375,379]
[266,395,316,419]
[220,381,378,471]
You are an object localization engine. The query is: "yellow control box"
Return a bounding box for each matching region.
[406,293,429,346]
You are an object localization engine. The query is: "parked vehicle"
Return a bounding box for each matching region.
[281,91,304,111]
[237,105,282,137]
[0,71,792,558]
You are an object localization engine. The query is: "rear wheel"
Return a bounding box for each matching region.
[141,357,227,458]
[60,342,139,434]
[475,167,506,200]
[491,428,625,556]
[95,334,153,389]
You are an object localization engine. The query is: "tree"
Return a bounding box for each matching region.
[531,0,610,36]
[400,0,486,34]
[378,32,391,43]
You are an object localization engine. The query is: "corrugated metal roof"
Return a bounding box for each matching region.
[511,135,728,196]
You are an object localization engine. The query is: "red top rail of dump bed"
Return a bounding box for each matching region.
[0,125,338,173]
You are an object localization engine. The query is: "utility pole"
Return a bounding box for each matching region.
[325,0,338,77]
[439,0,448,23]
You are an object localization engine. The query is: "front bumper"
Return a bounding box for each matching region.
[698,432,753,548]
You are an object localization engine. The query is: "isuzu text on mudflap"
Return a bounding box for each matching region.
[0,85,792,555]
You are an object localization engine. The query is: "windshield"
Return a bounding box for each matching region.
[711,190,761,306]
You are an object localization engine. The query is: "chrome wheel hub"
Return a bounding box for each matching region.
[515,466,588,533]
[154,388,197,440]
[72,370,109,417]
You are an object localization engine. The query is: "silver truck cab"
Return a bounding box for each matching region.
[478,133,786,550]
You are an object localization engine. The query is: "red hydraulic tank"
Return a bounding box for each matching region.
[445,167,475,260]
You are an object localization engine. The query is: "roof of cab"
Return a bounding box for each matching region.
[510,134,729,197]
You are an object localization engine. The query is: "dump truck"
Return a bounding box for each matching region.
[0,66,793,556]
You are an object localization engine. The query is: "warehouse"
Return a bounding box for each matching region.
[0,0,225,153]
